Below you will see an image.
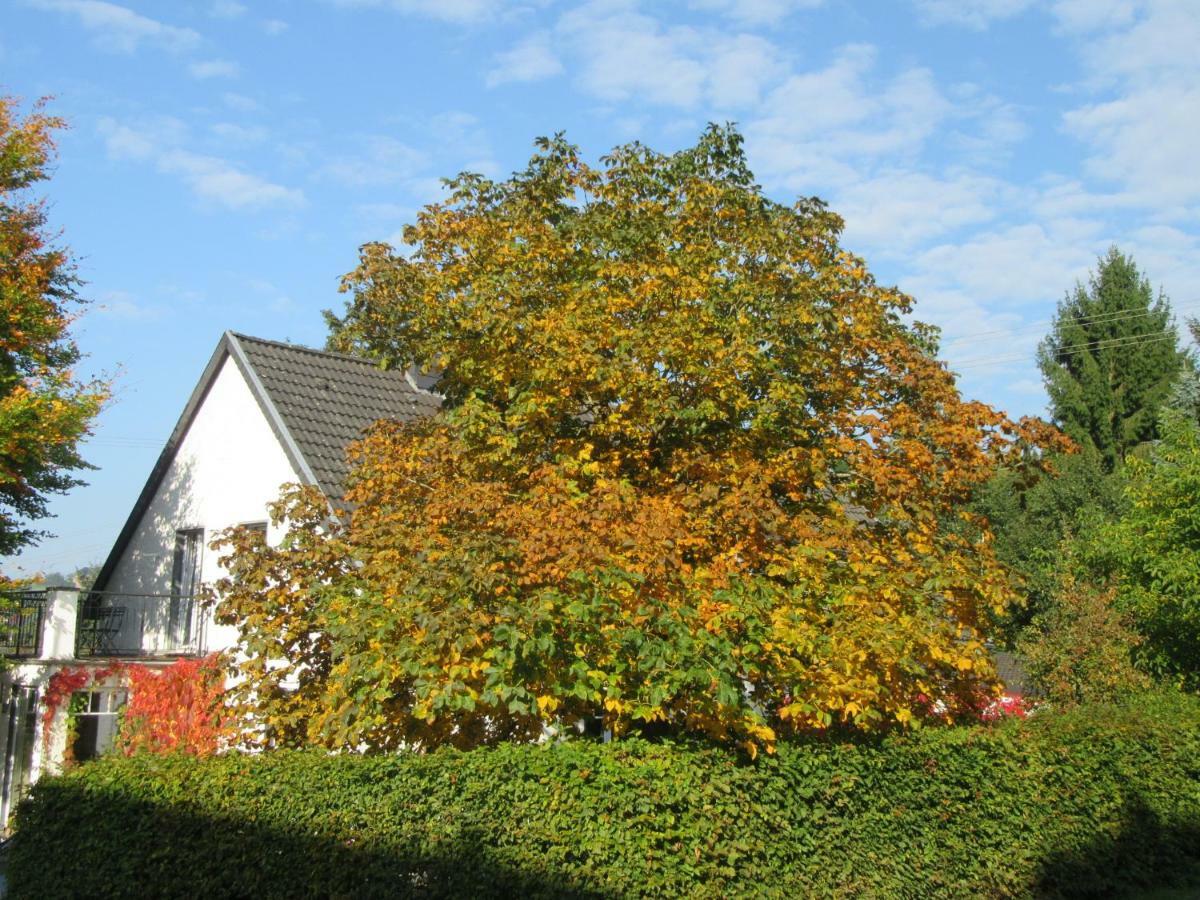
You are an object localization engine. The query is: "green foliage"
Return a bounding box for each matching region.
[1018,575,1151,704]
[0,96,108,555]
[1037,247,1190,473]
[970,449,1124,641]
[11,693,1200,898]
[215,126,1067,754]
[1082,411,1200,688]
[1165,319,1200,424]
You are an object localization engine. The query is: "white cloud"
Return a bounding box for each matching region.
[323,136,429,187]
[556,3,788,109]
[1065,84,1200,211]
[1054,1,1200,213]
[189,58,240,79]
[1070,0,1200,84]
[429,111,495,162]
[27,0,200,53]
[159,150,305,211]
[329,0,512,25]
[688,0,824,27]
[744,45,951,190]
[97,115,188,159]
[94,290,161,321]
[707,34,788,108]
[262,18,289,35]
[487,31,563,87]
[909,223,1099,310]
[558,4,708,107]
[1115,225,1200,312]
[210,121,267,143]
[835,171,1012,254]
[912,0,1036,29]
[209,0,246,18]
[222,92,259,112]
[945,85,1029,164]
[1030,177,1135,219]
[98,117,305,212]
[1051,0,1138,33]
[247,278,294,312]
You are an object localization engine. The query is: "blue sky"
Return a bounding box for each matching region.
[5,0,1199,576]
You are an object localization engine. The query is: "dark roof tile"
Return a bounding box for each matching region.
[232,333,441,498]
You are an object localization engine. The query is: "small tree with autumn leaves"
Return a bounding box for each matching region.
[212,127,1065,754]
[0,97,107,557]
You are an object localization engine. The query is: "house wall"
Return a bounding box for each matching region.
[103,354,301,654]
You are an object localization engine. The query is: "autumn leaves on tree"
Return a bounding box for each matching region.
[212,126,1065,753]
[0,97,107,557]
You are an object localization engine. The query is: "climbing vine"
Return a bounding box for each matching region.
[119,654,229,756]
[41,663,124,766]
[40,655,229,766]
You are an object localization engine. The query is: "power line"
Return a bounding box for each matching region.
[953,331,1178,371]
[1041,327,1174,358]
[940,299,1200,348]
[951,331,1180,372]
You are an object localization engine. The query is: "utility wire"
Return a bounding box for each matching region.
[939,300,1200,348]
[951,331,1180,371]
[1037,327,1173,358]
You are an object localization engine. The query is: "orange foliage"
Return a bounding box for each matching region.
[120,655,229,756]
[214,127,1068,753]
[0,96,108,555]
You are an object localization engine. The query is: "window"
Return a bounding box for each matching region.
[170,528,203,647]
[71,689,127,762]
[244,521,267,540]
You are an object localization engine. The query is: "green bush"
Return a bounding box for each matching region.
[10,692,1200,899]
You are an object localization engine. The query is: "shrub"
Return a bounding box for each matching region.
[1018,576,1151,705]
[10,692,1200,899]
[1082,410,1200,688]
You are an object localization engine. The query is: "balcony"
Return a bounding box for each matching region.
[75,591,206,658]
[0,591,48,658]
[0,589,205,662]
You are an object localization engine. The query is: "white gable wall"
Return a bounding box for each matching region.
[103,354,301,653]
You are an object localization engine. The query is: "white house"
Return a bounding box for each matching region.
[0,331,439,828]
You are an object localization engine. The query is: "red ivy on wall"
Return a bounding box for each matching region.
[42,663,125,749]
[41,655,230,763]
[119,654,230,756]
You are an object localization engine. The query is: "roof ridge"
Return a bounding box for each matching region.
[227,331,398,370]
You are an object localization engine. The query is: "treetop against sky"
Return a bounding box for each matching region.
[5,0,1198,574]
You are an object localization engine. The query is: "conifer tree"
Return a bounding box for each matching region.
[1037,248,1189,471]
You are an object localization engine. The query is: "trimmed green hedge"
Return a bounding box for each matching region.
[10,692,1200,898]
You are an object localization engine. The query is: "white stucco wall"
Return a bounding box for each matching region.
[103,354,301,654]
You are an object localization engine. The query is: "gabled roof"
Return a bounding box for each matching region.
[93,331,440,591]
[233,333,441,498]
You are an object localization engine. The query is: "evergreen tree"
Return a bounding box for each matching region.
[1037,247,1190,471]
[1165,319,1200,423]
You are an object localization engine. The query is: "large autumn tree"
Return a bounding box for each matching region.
[0,97,107,556]
[213,127,1063,753]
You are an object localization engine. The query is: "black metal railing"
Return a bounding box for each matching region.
[0,591,47,658]
[75,591,205,659]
